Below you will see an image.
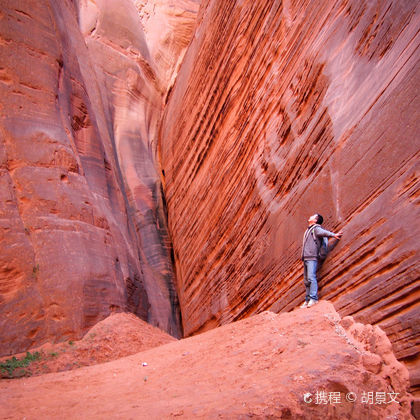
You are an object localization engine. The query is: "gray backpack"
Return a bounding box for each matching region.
[310,226,329,261]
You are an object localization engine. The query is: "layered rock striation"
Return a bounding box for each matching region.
[160,0,420,393]
[0,0,198,353]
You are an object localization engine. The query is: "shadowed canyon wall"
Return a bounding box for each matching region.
[159,0,420,392]
[0,0,199,353]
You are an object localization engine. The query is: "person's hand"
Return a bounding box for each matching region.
[335,231,343,240]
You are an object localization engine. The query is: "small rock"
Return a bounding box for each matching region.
[362,352,382,374]
[340,316,355,330]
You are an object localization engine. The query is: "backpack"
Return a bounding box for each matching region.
[318,236,329,260]
[310,225,329,261]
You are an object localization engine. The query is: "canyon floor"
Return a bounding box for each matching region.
[0,301,414,419]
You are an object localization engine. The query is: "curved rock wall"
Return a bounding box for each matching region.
[160,0,420,392]
[0,0,198,354]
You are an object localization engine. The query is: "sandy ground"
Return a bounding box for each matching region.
[0,313,175,378]
[0,301,413,419]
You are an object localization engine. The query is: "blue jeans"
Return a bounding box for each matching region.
[303,260,318,301]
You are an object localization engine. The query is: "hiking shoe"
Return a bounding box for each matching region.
[300,301,308,308]
[307,299,318,308]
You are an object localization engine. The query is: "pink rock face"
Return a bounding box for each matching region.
[160,0,420,394]
[0,0,198,354]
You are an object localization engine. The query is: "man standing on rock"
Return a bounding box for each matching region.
[301,214,342,308]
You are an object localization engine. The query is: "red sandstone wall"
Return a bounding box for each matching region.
[160,0,420,392]
[0,0,198,353]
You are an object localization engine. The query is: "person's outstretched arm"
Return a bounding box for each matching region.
[314,226,343,240]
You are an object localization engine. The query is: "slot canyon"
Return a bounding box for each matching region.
[0,0,419,418]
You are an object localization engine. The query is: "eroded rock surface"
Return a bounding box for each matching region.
[159,0,420,394]
[0,0,198,353]
[0,301,414,419]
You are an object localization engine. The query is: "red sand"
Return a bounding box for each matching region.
[0,301,414,419]
[0,312,175,378]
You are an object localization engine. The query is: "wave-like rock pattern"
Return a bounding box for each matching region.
[160,0,420,392]
[0,0,198,353]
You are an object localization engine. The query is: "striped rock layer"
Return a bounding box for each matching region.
[159,0,420,393]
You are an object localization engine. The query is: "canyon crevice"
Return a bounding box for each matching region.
[0,0,419,406]
[0,0,199,352]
